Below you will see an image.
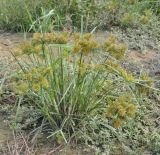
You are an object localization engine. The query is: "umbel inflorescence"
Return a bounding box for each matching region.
[13,32,153,130]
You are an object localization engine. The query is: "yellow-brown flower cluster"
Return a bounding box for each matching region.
[105,60,120,72]
[106,94,137,128]
[13,48,22,57]
[78,62,104,76]
[55,32,69,44]
[73,33,99,55]
[15,41,49,56]
[136,72,153,95]
[105,60,135,82]
[87,64,104,71]
[17,66,52,93]
[19,41,34,55]
[16,83,28,94]
[32,32,69,44]
[78,63,88,76]
[103,34,127,60]
[119,67,135,82]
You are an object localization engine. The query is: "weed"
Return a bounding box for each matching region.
[10,31,154,144]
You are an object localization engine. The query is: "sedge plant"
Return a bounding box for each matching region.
[11,31,153,143]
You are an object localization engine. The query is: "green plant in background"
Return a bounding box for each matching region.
[0,0,160,32]
[0,0,36,31]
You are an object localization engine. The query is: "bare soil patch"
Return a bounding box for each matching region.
[126,50,159,62]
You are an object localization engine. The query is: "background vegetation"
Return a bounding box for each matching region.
[0,0,160,32]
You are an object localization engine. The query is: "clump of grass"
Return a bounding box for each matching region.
[11,32,153,144]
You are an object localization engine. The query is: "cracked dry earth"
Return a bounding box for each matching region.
[0,31,160,155]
